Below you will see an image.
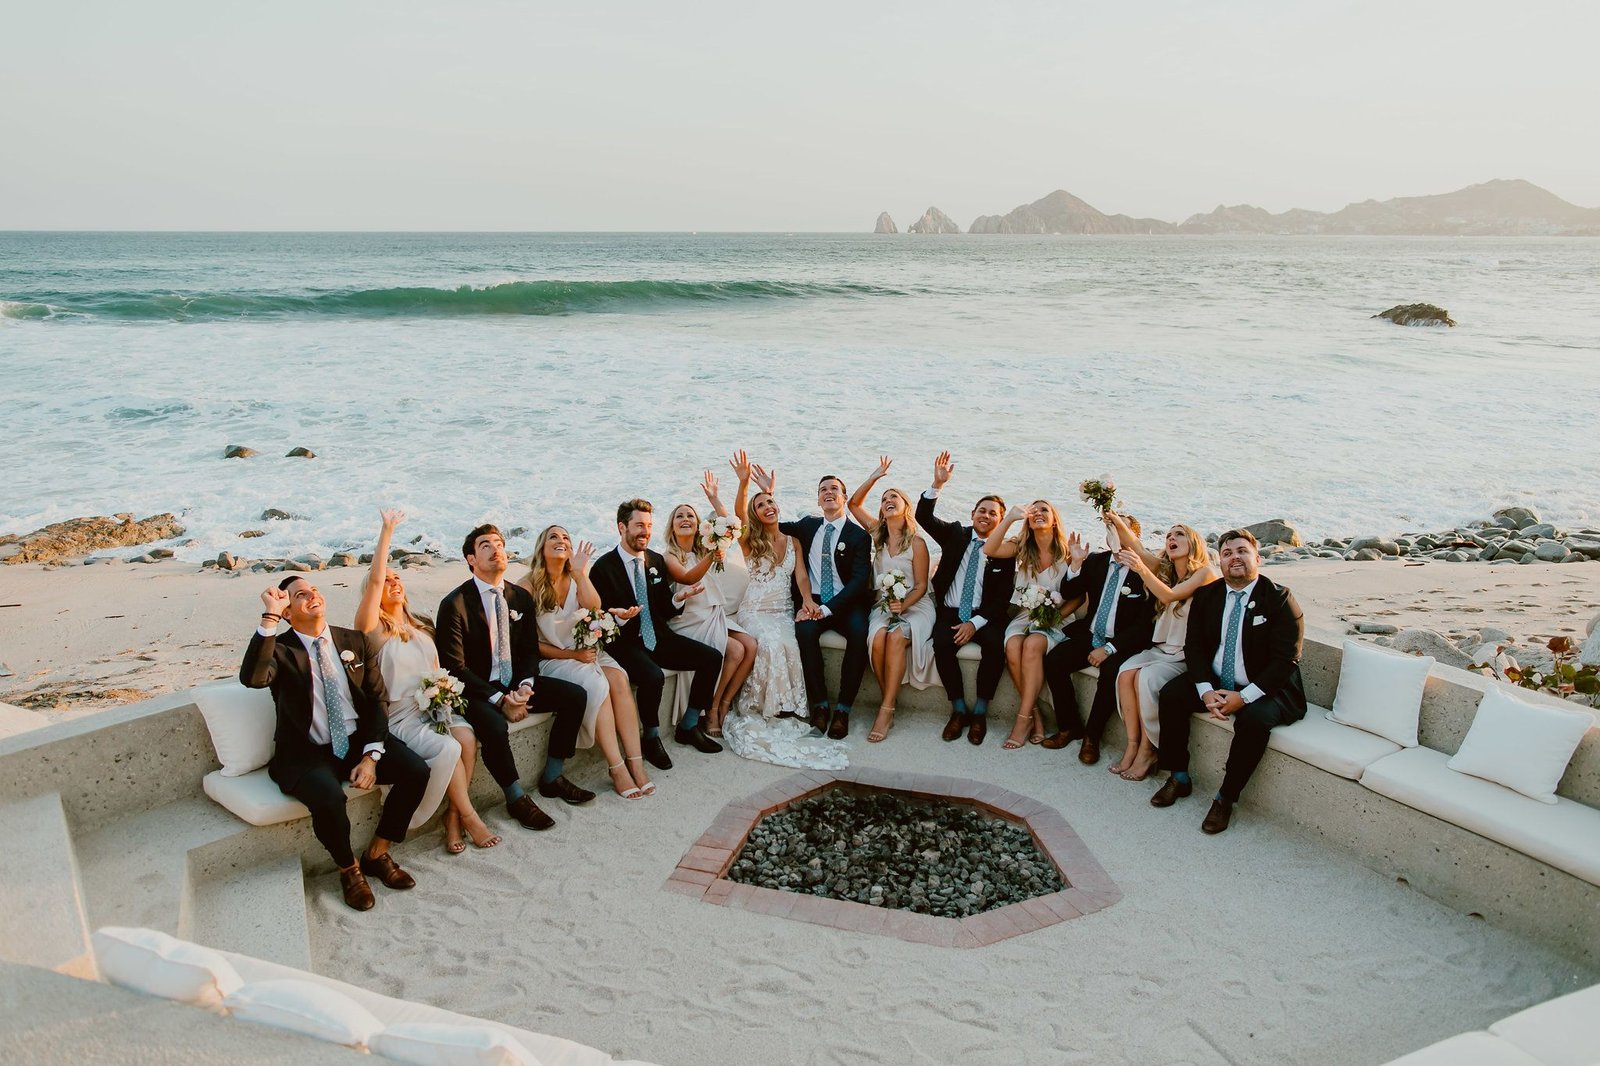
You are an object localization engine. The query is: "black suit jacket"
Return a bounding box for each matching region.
[589,546,684,646]
[1059,550,1157,654]
[1183,574,1307,717]
[779,515,872,615]
[239,625,390,790]
[435,578,543,707]
[915,493,1015,627]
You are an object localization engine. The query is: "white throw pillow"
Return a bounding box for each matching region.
[1327,639,1433,747]
[92,926,243,1007]
[195,680,277,777]
[371,1023,544,1066]
[1447,686,1596,804]
[223,979,382,1048]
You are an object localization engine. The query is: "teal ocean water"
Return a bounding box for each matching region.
[2,232,1597,559]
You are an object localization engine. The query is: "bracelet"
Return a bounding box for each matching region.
[260,613,282,623]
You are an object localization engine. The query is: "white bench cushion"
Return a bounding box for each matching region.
[203,768,373,827]
[1199,703,1401,779]
[1489,982,1600,1066]
[194,680,277,778]
[1361,746,1600,887]
[1381,1031,1546,1065]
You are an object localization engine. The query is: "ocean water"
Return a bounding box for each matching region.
[2,232,1597,562]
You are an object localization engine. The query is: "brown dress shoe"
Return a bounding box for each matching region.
[967,716,987,746]
[359,851,416,890]
[1201,799,1233,834]
[1038,730,1075,750]
[506,794,555,831]
[339,866,375,911]
[941,712,967,742]
[827,709,849,740]
[1149,776,1193,808]
[1078,738,1101,765]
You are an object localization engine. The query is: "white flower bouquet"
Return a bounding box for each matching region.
[417,667,466,735]
[698,515,743,571]
[1079,474,1118,514]
[573,607,621,651]
[876,568,912,620]
[1011,583,1066,634]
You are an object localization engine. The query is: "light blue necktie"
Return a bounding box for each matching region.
[957,537,982,622]
[1220,589,1247,690]
[1090,562,1124,648]
[313,636,352,759]
[632,558,657,651]
[489,587,513,685]
[820,523,837,601]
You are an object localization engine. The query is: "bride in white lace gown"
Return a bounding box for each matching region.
[727,488,848,771]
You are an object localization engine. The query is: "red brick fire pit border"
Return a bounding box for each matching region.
[663,765,1121,947]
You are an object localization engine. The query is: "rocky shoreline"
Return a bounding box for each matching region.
[1242,507,1600,567]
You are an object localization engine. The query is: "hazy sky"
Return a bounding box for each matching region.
[4,0,1596,230]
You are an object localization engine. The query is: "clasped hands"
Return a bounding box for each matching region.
[795,599,825,622]
[1203,688,1245,720]
[501,680,536,722]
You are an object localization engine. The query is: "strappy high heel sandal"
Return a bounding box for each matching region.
[1003,713,1034,750]
[626,754,656,796]
[608,760,643,800]
[867,706,895,743]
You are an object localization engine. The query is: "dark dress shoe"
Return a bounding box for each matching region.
[941,712,967,743]
[967,716,987,746]
[827,709,849,740]
[339,866,375,911]
[1202,799,1233,834]
[808,706,831,734]
[1150,776,1193,808]
[1078,738,1101,765]
[675,723,725,753]
[642,736,674,771]
[359,852,416,890]
[1038,730,1075,750]
[506,794,555,830]
[538,775,596,805]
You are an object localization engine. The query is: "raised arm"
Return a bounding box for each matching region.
[240,586,288,688]
[354,509,403,633]
[729,450,752,521]
[702,469,729,519]
[1119,550,1220,607]
[1105,511,1160,572]
[847,455,892,531]
[984,505,1026,559]
[915,451,960,542]
[663,552,716,584]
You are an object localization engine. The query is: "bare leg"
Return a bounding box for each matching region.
[445,725,498,848]
[606,667,651,793]
[1004,635,1032,749]
[718,631,758,724]
[870,628,890,698]
[1017,634,1048,742]
[1111,669,1142,774]
[710,636,747,734]
[870,629,907,743]
[1120,668,1159,780]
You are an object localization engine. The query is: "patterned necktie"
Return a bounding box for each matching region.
[314,636,351,758]
[489,587,513,685]
[1220,589,1247,690]
[820,522,837,601]
[1090,562,1124,648]
[957,537,982,622]
[632,558,657,651]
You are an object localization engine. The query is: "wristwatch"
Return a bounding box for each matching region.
[366,750,383,762]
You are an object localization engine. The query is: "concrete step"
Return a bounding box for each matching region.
[182,854,311,970]
[0,792,96,977]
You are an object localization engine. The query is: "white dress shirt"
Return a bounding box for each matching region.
[473,575,535,700]
[807,516,849,618]
[253,624,383,758]
[1196,577,1266,704]
[925,491,990,631]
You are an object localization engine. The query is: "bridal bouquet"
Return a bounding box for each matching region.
[573,607,621,651]
[1078,475,1119,514]
[1012,583,1066,634]
[876,569,912,621]
[698,515,743,571]
[417,667,466,735]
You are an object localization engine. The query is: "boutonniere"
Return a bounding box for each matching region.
[340,649,359,670]
[648,566,659,577]
[1120,586,1137,597]
[510,609,523,622]
[1247,601,1256,609]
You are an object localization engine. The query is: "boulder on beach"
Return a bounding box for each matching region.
[1349,536,1400,556]
[908,207,960,234]
[873,212,898,234]
[285,447,316,458]
[223,445,257,459]
[1492,506,1540,529]
[1391,628,1474,669]
[0,513,185,566]
[1244,519,1303,547]
[1373,303,1455,327]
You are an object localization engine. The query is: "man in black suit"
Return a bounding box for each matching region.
[1151,528,1307,834]
[915,450,1014,746]
[436,523,593,833]
[766,473,873,739]
[242,577,429,911]
[590,498,725,766]
[1041,514,1157,764]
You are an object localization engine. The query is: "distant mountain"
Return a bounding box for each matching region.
[907,206,960,234]
[968,190,1175,234]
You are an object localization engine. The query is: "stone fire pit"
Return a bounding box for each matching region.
[665,766,1120,947]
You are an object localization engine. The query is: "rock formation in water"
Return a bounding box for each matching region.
[1373,303,1456,327]
[0,514,185,565]
[968,190,1175,235]
[873,212,898,234]
[907,207,960,234]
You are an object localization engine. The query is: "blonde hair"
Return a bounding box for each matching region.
[363,573,435,641]
[1011,500,1068,579]
[521,525,568,613]
[741,493,780,564]
[1157,524,1211,612]
[665,503,706,564]
[873,488,919,557]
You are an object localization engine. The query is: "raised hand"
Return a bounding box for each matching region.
[609,605,641,622]
[260,585,291,617]
[751,464,775,494]
[1004,503,1027,525]
[1067,530,1090,568]
[873,454,893,480]
[728,449,751,482]
[379,508,405,530]
[932,450,955,490]
[1115,547,1145,573]
[681,583,705,601]
[701,470,720,502]
[572,540,595,572]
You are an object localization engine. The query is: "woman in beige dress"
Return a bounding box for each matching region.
[1109,514,1219,780]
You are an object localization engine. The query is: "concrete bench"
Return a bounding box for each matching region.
[1382,981,1600,1064]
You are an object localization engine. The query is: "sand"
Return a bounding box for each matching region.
[3,557,1596,721]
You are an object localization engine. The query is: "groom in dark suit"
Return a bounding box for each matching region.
[1152,528,1307,834]
[590,498,725,767]
[916,451,1014,745]
[242,577,430,911]
[781,474,873,739]
[436,523,593,833]
[1042,515,1157,764]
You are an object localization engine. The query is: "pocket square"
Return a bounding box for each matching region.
[1251,616,1267,626]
